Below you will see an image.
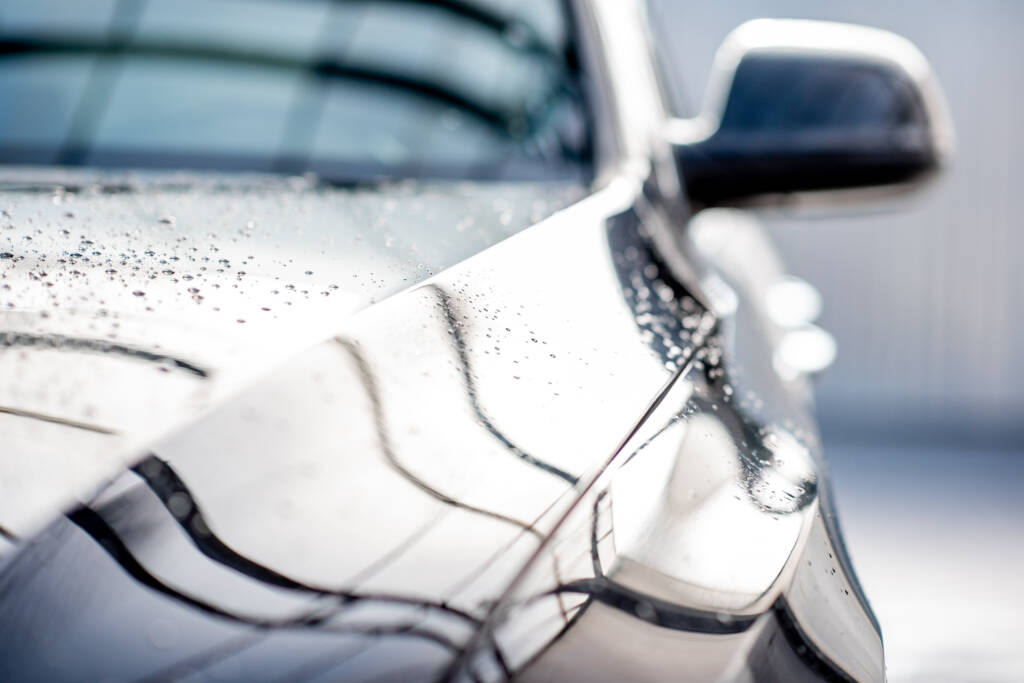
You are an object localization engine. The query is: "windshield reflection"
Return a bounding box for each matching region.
[0,0,590,181]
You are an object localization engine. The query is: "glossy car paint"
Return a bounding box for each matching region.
[0,1,899,681]
[0,169,584,539]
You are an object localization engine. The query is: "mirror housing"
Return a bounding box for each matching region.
[670,19,953,209]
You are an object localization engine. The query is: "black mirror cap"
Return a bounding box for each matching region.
[671,20,953,209]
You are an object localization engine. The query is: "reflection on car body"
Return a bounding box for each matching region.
[0,0,950,681]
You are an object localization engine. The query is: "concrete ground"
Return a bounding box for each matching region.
[827,441,1024,683]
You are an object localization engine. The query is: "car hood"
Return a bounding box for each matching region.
[0,174,725,682]
[0,173,874,682]
[0,166,584,537]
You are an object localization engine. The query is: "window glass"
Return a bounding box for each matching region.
[0,0,590,180]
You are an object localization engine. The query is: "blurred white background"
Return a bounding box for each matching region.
[648,2,1024,681]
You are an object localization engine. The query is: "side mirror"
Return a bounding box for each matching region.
[670,19,953,208]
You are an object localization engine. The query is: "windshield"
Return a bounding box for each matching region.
[0,0,590,182]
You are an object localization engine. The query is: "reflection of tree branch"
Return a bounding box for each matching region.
[0,405,117,434]
[772,596,856,683]
[64,460,502,680]
[563,487,755,634]
[333,336,535,681]
[131,454,480,624]
[67,505,469,645]
[0,331,210,378]
[617,374,817,515]
[476,491,609,678]
[268,635,463,683]
[69,505,316,627]
[687,393,817,514]
[133,455,315,590]
[548,578,755,635]
[618,410,685,468]
[136,625,464,683]
[133,633,264,683]
[335,337,544,539]
[444,351,703,679]
[590,490,607,578]
[423,284,579,485]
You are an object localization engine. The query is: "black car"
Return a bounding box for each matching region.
[0,1,950,681]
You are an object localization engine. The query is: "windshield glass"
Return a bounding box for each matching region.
[0,0,590,181]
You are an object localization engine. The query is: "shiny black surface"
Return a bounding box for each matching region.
[674,21,949,207]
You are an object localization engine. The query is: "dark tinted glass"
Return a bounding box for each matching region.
[0,0,590,180]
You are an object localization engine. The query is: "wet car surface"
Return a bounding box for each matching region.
[0,1,951,681]
[0,169,584,538]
